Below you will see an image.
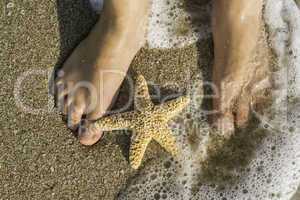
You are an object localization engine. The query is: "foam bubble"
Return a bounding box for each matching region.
[147,0,211,48]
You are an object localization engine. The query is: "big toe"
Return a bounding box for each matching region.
[235,98,251,128]
[78,121,103,146]
[211,113,235,138]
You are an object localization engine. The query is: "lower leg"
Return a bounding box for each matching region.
[211,0,266,136]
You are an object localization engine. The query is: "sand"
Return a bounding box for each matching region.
[0,1,204,199]
[0,1,132,199]
[1,0,300,199]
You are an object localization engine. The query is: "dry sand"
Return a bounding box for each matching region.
[0,2,131,199]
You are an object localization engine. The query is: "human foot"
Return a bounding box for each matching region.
[55,0,150,145]
[211,0,271,137]
[211,40,271,137]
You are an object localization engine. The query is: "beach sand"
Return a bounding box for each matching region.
[0,1,208,199]
[1,0,300,199]
[0,1,131,199]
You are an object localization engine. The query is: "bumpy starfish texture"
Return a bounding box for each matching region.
[86,75,190,169]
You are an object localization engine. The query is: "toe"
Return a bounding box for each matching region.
[54,74,65,95]
[56,90,68,113]
[55,79,67,111]
[212,112,235,138]
[78,94,111,146]
[250,79,273,114]
[62,96,73,116]
[235,94,250,128]
[67,89,87,130]
[211,87,236,138]
[78,121,103,146]
[68,102,85,131]
[56,82,74,115]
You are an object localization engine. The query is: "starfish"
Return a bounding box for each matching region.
[84,75,190,169]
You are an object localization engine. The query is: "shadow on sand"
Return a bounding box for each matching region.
[55,0,98,72]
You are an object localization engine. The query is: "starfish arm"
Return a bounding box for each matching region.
[129,132,152,169]
[134,75,153,111]
[155,96,190,119]
[91,112,135,132]
[153,126,178,157]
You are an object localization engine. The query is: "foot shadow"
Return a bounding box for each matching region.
[55,0,98,69]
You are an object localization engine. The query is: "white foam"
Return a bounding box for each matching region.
[147,0,211,48]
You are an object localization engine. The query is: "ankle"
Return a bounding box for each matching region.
[101,0,149,27]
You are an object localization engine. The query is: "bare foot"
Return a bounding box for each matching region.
[211,0,271,137]
[55,0,149,145]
